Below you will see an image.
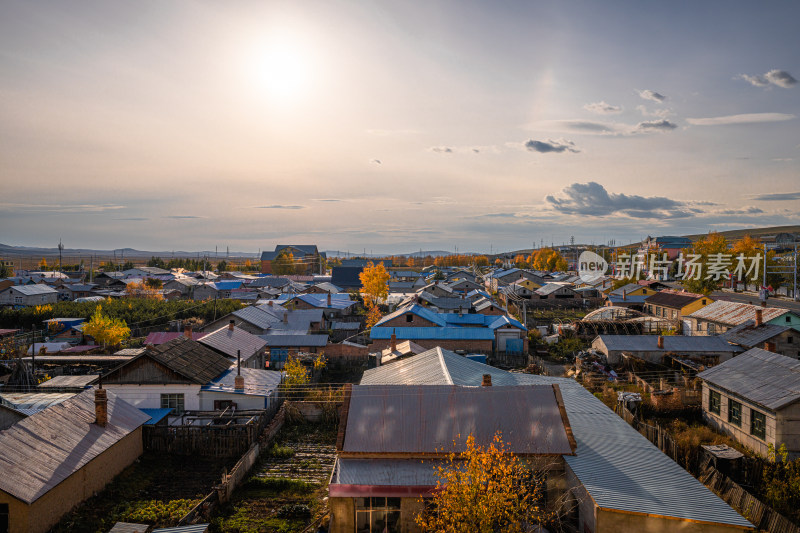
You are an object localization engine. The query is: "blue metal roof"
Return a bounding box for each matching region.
[370,327,495,340]
[139,407,172,425]
[212,280,244,291]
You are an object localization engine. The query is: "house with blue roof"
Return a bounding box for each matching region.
[369,304,527,357]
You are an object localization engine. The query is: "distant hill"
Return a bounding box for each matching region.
[0,243,258,259]
[681,225,800,242]
[324,250,456,258]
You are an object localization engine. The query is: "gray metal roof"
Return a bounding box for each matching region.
[0,392,76,413]
[330,458,443,493]
[152,525,209,533]
[688,300,794,326]
[202,367,282,397]
[38,374,98,389]
[342,384,574,455]
[698,348,800,410]
[259,334,329,347]
[199,325,267,359]
[0,389,150,504]
[596,335,740,353]
[357,353,752,528]
[721,321,793,348]
[6,284,58,296]
[108,523,150,533]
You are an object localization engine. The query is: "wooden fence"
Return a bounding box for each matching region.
[616,404,800,533]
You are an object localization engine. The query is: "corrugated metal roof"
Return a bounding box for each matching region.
[38,375,98,388]
[7,284,58,296]
[144,337,233,384]
[259,334,329,347]
[202,367,282,396]
[687,300,794,326]
[139,407,172,425]
[342,384,574,455]
[0,389,150,504]
[144,332,204,345]
[199,325,267,359]
[358,354,752,528]
[370,327,496,341]
[152,525,209,533]
[375,304,447,327]
[698,348,800,410]
[0,392,76,412]
[596,335,740,353]
[108,522,150,533]
[331,458,442,489]
[644,289,708,308]
[721,321,793,347]
[292,293,354,309]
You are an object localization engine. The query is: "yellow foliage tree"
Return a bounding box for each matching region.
[38,257,48,270]
[680,232,729,295]
[415,433,548,533]
[126,281,164,300]
[83,305,131,347]
[360,262,390,329]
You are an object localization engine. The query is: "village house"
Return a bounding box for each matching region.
[202,303,324,336]
[698,348,800,459]
[639,235,693,261]
[199,366,282,411]
[721,311,799,357]
[352,347,753,533]
[260,245,325,275]
[591,334,741,365]
[644,289,712,325]
[0,284,58,307]
[686,300,800,336]
[197,321,268,368]
[0,389,149,533]
[534,282,581,300]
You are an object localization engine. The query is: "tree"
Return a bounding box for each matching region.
[82,305,130,347]
[216,260,228,272]
[680,232,729,295]
[147,256,166,269]
[474,255,490,267]
[272,251,296,275]
[126,281,164,300]
[359,262,390,308]
[415,433,548,533]
[731,235,782,288]
[0,262,12,278]
[38,257,48,270]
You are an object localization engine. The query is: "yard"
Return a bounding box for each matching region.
[211,420,338,533]
[51,452,233,532]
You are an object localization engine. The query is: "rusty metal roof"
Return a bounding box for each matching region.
[0,389,150,504]
[721,321,794,348]
[687,300,793,326]
[341,384,575,456]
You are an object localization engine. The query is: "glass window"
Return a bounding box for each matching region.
[709,390,721,415]
[0,503,8,533]
[355,496,401,533]
[751,409,766,440]
[728,399,742,427]
[160,393,185,414]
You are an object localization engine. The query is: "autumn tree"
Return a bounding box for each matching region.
[680,232,729,295]
[731,235,782,288]
[415,433,548,533]
[126,281,164,300]
[360,261,390,329]
[38,257,48,270]
[474,255,490,267]
[272,251,296,275]
[83,305,130,347]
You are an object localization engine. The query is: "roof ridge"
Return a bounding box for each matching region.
[437,347,453,385]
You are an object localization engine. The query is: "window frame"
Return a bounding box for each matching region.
[728,399,742,427]
[750,409,766,440]
[160,393,185,414]
[709,390,721,415]
[354,497,401,533]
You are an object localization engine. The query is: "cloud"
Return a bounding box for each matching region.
[524,139,580,153]
[545,182,694,218]
[164,215,204,219]
[313,198,343,202]
[636,119,678,132]
[584,101,622,115]
[0,203,125,213]
[254,205,305,210]
[637,105,672,118]
[115,217,148,221]
[686,113,795,126]
[638,89,666,103]
[370,159,382,165]
[716,206,764,215]
[429,146,454,154]
[750,191,800,201]
[739,69,797,89]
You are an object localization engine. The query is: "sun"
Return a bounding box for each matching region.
[254,36,314,103]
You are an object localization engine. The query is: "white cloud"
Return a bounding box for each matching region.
[638,89,666,103]
[686,113,796,126]
[739,69,797,89]
[584,101,622,115]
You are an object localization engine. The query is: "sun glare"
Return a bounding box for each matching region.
[254,36,314,103]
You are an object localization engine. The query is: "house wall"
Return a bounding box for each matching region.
[0,288,58,307]
[192,285,218,301]
[605,349,732,366]
[101,384,201,411]
[0,426,143,533]
[199,391,276,411]
[329,496,425,533]
[702,383,778,458]
[595,508,746,533]
[370,338,494,354]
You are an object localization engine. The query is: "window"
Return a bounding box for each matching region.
[214,400,235,410]
[751,409,766,440]
[160,393,185,414]
[728,399,742,427]
[788,316,792,323]
[789,336,794,344]
[406,314,413,323]
[710,390,721,415]
[355,497,401,533]
[702,299,707,305]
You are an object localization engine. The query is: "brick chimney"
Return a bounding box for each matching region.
[755,308,763,327]
[229,319,235,331]
[235,350,244,390]
[390,331,397,352]
[622,290,627,301]
[184,325,192,339]
[268,300,273,307]
[482,374,492,387]
[657,336,664,349]
[327,293,332,307]
[94,388,108,427]
[283,311,289,324]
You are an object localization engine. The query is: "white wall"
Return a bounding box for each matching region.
[199,390,277,411]
[101,384,201,411]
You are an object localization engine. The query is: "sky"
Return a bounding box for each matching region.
[1,0,799,254]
